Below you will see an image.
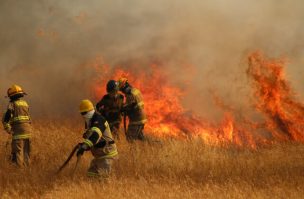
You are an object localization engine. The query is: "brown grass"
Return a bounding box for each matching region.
[0,120,304,199]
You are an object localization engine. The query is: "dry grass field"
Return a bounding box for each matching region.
[1,120,304,199]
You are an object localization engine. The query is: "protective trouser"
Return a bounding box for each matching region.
[11,139,30,167]
[110,123,120,140]
[87,158,114,179]
[126,124,145,142]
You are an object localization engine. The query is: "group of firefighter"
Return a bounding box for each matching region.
[1,77,147,179]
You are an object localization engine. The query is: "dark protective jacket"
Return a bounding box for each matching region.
[96,94,124,126]
[124,88,147,125]
[82,112,118,159]
[2,98,32,140]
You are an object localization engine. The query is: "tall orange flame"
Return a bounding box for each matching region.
[247,51,304,142]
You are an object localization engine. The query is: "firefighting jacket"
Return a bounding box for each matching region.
[2,98,32,140]
[124,87,147,125]
[82,112,118,159]
[96,94,124,126]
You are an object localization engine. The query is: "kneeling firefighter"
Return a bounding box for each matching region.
[2,85,32,167]
[77,99,118,179]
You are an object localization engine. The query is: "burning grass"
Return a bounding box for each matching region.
[89,52,304,148]
[0,122,304,198]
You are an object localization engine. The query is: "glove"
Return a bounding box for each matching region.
[76,143,88,157]
[5,128,12,134]
[4,123,12,134]
[82,131,90,139]
[76,147,85,157]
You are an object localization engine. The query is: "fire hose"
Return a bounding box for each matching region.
[56,143,81,175]
[72,155,81,174]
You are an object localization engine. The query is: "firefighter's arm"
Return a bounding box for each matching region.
[96,97,106,114]
[95,102,103,114]
[121,99,137,113]
[84,129,102,148]
[77,128,103,156]
[2,109,12,133]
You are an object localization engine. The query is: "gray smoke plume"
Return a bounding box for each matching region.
[0,0,304,119]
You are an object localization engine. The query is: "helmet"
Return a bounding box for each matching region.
[118,77,128,90]
[7,85,26,98]
[106,80,119,93]
[79,99,94,113]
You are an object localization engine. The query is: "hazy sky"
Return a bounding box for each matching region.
[1,0,304,118]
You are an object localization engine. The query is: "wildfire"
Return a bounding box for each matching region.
[89,52,304,148]
[247,51,304,142]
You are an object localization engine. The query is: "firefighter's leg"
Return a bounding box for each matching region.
[126,124,136,142]
[110,124,120,140]
[87,158,100,178]
[11,139,24,167]
[11,139,16,163]
[137,124,145,141]
[87,158,113,179]
[97,158,113,179]
[127,124,145,142]
[23,139,31,167]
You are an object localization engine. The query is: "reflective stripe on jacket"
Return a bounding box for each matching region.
[83,112,118,159]
[11,100,31,124]
[2,99,32,139]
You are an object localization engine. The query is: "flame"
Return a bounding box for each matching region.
[89,51,304,148]
[247,51,304,142]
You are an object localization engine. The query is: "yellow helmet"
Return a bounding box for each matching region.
[7,85,26,98]
[79,99,94,113]
[118,77,128,89]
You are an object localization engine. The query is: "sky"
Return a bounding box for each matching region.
[1,0,304,119]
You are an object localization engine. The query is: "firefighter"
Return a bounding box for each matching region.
[118,78,147,142]
[96,80,124,140]
[77,99,118,179]
[2,85,32,167]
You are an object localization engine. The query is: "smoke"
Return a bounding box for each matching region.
[1,0,304,119]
